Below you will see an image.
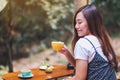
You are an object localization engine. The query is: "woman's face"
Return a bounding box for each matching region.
[75,12,91,37]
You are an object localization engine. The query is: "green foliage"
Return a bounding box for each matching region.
[1,0,120,62]
[0,0,74,61]
[93,0,120,35]
[10,0,74,47]
[0,65,8,77]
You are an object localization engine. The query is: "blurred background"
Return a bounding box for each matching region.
[0,0,120,78]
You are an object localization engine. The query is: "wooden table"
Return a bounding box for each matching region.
[2,65,74,80]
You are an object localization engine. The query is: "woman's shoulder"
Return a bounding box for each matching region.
[78,35,98,43]
[77,35,100,49]
[84,35,98,41]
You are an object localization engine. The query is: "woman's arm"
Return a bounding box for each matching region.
[59,45,76,67]
[74,59,88,80]
[59,45,88,80]
[65,59,88,80]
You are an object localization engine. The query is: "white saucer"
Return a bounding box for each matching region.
[39,65,47,70]
[18,73,34,78]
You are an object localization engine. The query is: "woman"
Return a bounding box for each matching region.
[59,4,118,80]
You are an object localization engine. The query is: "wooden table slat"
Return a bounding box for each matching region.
[2,65,74,80]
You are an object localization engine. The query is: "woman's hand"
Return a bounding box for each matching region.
[58,45,71,56]
[58,45,76,67]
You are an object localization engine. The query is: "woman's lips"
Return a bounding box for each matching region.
[77,30,82,33]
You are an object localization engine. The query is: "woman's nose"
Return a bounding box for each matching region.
[75,24,79,29]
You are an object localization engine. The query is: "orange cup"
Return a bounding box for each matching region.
[51,41,64,51]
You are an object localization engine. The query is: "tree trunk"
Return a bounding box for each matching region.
[74,0,91,12]
[7,0,13,72]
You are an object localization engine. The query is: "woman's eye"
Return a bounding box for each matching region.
[78,22,82,24]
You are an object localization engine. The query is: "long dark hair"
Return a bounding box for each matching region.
[72,4,118,71]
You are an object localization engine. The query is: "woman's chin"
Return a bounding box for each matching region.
[78,35,84,38]
[78,34,84,37]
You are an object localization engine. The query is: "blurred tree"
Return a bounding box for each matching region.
[74,0,91,12]
[11,0,74,47]
[0,0,120,68]
[0,0,74,66]
[93,0,120,36]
